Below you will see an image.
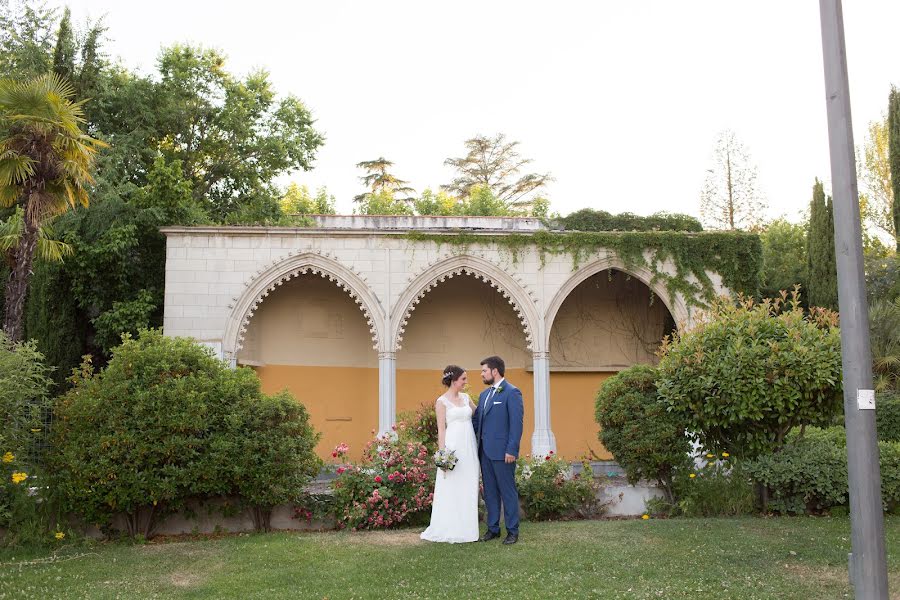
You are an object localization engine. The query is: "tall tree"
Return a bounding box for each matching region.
[0,0,56,80]
[0,74,105,340]
[442,133,551,213]
[699,129,767,230]
[156,45,324,221]
[807,179,838,310]
[859,115,896,244]
[353,157,414,203]
[759,218,807,302]
[889,86,900,252]
[50,7,75,81]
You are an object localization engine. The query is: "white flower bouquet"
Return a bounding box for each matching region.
[433,448,458,477]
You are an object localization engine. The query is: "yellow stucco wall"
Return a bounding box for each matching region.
[241,270,669,461]
[253,364,613,461]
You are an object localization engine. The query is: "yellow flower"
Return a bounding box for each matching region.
[11,472,27,484]
[30,428,41,433]
[705,453,715,458]
[722,452,730,458]
[55,532,65,540]
[2,452,13,463]
[689,473,697,479]
[641,514,650,520]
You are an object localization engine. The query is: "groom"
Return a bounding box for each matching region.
[473,355,524,545]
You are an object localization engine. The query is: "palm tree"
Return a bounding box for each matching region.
[870,297,900,392]
[0,74,105,341]
[0,208,73,270]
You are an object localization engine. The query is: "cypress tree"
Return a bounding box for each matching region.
[807,179,839,310]
[889,86,900,251]
[51,8,76,81]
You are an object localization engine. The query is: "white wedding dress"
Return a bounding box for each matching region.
[420,394,480,543]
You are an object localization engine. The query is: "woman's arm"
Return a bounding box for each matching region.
[436,399,447,451]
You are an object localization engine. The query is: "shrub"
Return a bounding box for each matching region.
[515,454,601,520]
[0,331,53,462]
[0,332,57,544]
[877,393,900,442]
[745,427,900,514]
[869,298,900,392]
[231,390,322,531]
[396,402,438,454]
[558,209,703,232]
[51,330,321,537]
[657,292,843,459]
[330,434,433,530]
[595,365,691,502]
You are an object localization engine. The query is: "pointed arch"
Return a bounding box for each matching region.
[391,254,542,353]
[223,253,387,364]
[543,258,690,350]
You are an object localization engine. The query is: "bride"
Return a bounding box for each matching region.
[420,365,480,543]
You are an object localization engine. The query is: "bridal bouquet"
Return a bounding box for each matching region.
[433,448,458,477]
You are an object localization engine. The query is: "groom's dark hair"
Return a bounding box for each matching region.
[480,355,505,377]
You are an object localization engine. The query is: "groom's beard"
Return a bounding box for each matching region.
[482,375,495,385]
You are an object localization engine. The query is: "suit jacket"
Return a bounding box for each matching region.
[472,380,524,461]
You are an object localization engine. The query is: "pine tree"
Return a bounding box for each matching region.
[889,86,900,251]
[807,179,838,310]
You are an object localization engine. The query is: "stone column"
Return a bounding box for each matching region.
[531,351,556,455]
[378,351,397,436]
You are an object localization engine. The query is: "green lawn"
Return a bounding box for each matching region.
[1,517,898,599]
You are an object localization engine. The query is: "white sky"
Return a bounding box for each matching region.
[59,0,900,221]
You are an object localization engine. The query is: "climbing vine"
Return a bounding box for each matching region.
[399,230,762,308]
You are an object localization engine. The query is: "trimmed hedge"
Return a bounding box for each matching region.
[877,392,900,442]
[745,427,900,514]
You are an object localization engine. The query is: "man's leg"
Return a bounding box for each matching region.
[494,459,520,535]
[480,449,501,534]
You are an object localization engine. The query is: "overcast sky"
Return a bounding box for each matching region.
[59,0,899,221]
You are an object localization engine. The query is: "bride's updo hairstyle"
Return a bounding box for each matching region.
[441,365,465,387]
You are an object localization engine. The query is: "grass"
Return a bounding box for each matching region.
[1,517,899,599]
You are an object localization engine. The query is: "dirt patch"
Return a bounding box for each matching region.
[343,530,425,547]
[783,563,847,586]
[169,571,204,588]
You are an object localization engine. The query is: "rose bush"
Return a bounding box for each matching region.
[330,434,434,530]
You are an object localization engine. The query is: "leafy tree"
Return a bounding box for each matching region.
[657,293,843,459]
[889,86,900,251]
[0,0,56,80]
[353,157,414,204]
[155,45,324,221]
[442,133,551,213]
[0,74,105,341]
[353,189,413,216]
[462,184,510,216]
[858,115,896,243]
[759,218,807,302]
[594,365,691,502]
[280,183,336,215]
[699,129,766,230]
[807,179,838,310]
[413,188,461,216]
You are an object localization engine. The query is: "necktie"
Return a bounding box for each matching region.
[479,386,497,441]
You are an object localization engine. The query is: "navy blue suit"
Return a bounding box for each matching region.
[472,379,524,535]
